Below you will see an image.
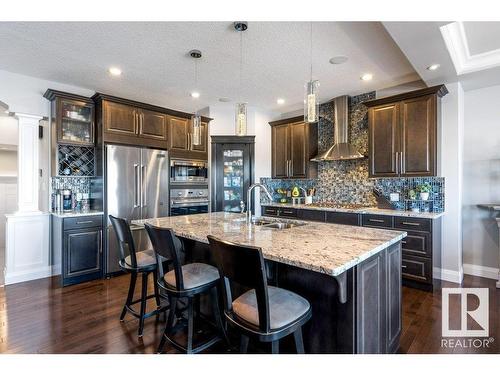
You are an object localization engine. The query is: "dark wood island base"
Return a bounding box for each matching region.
[182,238,402,354]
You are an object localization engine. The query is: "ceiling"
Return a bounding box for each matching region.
[383,21,500,91]
[0,22,419,114]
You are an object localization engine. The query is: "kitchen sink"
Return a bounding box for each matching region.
[262,221,306,230]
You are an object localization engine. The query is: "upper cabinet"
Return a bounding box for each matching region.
[269,116,318,179]
[92,93,209,158]
[168,116,208,159]
[44,89,95,146]
[364,85,448,178]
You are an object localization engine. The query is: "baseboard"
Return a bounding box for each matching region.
[51,264,61,276]
[5,265,54,285]
[434,267,464,284]
[463,263,499,280]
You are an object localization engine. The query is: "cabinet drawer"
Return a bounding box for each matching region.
[402,254,432,284]
[262,206,279,217]
[362,214,393,228]
[326,212,360,226]
[297,209,326,222]
[402,231,431,258]
[64,215,103,230]
[394,217,431,232]
[279,208,297,218]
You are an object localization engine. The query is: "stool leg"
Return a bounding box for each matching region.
[211,287,230,348]
[240,335,249,353]
[138,272,148,337]
[120,272,137,321]
[293,328,305,354]
[157,296,177,354]
[152,271,161,323]
[187,297,194,354]
[271,340,279,354]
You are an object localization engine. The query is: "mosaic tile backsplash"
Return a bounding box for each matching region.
[260,92,445,213]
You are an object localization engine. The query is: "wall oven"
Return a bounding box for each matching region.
[170,158,208,185]
[170,188,209,216]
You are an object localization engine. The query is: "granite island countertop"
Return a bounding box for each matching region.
[133,212,406,277]
[262,202,445,219]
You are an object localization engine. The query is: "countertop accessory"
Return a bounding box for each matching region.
[62,189,72,212]
[389,192,400,202]
[373,189,393,209]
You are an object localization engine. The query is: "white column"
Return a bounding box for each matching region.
[5,113,51,285]
[15,113,43,214]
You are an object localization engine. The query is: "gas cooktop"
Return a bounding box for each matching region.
[308,202,374,210]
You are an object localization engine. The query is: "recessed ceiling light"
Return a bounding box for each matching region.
[329,55,348,65]
[427,64,441,71]
[219,97,231,103]
[191,92,200,99]
[277,98,285,105]
[108,67,122,76]
[360,73,373,81]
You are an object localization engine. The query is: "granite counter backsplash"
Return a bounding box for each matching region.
[260,91,445,213]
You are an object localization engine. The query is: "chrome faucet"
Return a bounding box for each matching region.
[246,183,273,223]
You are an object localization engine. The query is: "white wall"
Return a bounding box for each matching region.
[462,84,500,274]
[439,82,465,283]
[207,103,279,215]
[0,69,93,116]
[0,151,17,176]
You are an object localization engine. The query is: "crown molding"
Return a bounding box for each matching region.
[441,21,500,75]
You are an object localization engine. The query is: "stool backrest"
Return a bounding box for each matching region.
[144,223,184,290]
[109,215,137,268]
[207,235,270,332]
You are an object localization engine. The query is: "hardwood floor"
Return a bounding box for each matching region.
[0,274,498,354]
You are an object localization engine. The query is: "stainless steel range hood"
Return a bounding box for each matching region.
[311,95,364,161]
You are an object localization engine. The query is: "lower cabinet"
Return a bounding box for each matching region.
[52,214,103,286]
[356,242,401,353]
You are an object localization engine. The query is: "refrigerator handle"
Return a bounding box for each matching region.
[134,164,140,208]
[141,164,147,207]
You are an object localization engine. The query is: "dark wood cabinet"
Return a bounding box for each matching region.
[211,136,254,213]
[269,116,318,179]
[325,211,361,226]
[168,116,208,160]
[52,214,103,287]
[365,85,447,178]
[93,93,211,154]
[44,89,95,146]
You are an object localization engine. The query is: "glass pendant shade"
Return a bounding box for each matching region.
[304,80,320,123]
[192,114,202,146]
[235,102,247,136]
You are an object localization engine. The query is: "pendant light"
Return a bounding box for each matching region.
[304,22,319,123]
[189,49,202,146]
[234,21,248,136]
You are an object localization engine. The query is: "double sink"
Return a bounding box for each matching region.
[234,216,307,230]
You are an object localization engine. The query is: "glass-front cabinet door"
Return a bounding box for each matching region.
[58,99,95,146]
[212,137,254,213]
[222,149,245,212]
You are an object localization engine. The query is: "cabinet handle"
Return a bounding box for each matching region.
[282,210,294,214]
[99,230,103,254]
[402,222,420,227]
[76,220,93,225]
[400,151,404,174]
[402,265,407,269]
[289,160,293,177]
[395,152,399,174]
[139,113,144,134]
[369,218,385,223]
[135,112,139,134]
[402,240,407,244]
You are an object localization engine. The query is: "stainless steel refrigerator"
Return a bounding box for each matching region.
[105,144,169,274]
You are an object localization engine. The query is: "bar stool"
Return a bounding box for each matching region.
[109,215,169,337]
[207,235,312,354]
[144,223,227,354]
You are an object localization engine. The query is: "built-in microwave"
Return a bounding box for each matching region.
[170,158,208,184]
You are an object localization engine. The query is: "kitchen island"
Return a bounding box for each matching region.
[135,212,406,353]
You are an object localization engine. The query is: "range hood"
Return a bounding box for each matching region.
[311,95,364,162]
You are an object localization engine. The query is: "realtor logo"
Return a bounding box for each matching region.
[442,288,489,337]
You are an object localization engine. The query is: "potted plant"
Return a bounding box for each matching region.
[408,189,417,200]
[416,183,432,201]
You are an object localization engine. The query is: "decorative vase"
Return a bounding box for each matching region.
[420,192,430,201]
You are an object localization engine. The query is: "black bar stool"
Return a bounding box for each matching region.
[207,235,312,354]
[145,223,227,354]
[109,215,169,337]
